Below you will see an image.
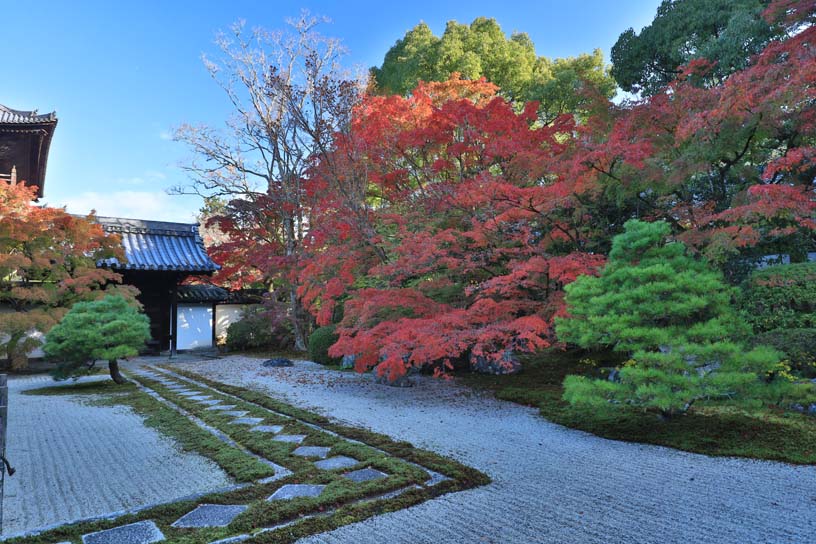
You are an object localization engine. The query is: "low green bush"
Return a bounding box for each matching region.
[740,262,816,333]
[308,325,340,365]
[225,309,292,351]
[752,328,816,379]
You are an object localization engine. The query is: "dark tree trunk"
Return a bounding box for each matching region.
[108,360,128,384]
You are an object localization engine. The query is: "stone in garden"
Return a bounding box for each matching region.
[267,483,326,501]
[207,404,237,411]
[314,456,359,470]
[262,357,294,367]
[343,467,388,482]
[250,424,284,434]
[219,410,249,418]
[231,417,264,425]
[198,399,223,406]
[373,372,414,388]
[171,504,248,528]
[82,520,164,544]
[185,395,213,401]
[292,446,331,458]
[179,391,203,397]
[469,349,521,375]
[341,354,357,369]
[273,434,306,444]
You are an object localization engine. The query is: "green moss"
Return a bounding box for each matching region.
[462,348,816,465]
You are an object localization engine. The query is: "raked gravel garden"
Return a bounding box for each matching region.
[3,354,816,544]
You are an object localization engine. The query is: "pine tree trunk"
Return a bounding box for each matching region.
[108,360,128,384]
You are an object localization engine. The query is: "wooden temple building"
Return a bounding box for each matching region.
[0,105,58,198]
[1,104,237,355]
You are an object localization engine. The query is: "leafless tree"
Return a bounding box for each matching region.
[174,12,366,350]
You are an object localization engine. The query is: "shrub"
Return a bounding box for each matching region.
[225,309,292,352]
[44,295,150,384]
[556,219,794,418]
[740,262,816,333]
[308,325,340,365]
[752,328,816,379]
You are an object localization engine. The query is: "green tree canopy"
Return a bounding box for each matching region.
[611,0,776,96]
[556,220,801,418]
[44,295,150,384]
[372,17,616,119]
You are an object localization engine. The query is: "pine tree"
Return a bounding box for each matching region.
[556,219,793,418]
[44,295,150,384]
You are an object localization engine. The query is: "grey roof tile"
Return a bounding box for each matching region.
[95,216,219,273]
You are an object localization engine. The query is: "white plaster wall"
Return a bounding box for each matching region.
[176,304,213,350]
[214,304,260,344]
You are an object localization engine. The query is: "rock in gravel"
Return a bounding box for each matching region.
[341,354,357,369]
[263,358,294,367]
[469,349,521,375]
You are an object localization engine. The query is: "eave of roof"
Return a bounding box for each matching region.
[0,105,58,125]
[95,216,220,273]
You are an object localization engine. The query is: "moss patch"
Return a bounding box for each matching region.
[461,348,816,465]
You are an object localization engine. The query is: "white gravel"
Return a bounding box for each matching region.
[174,356,816,544]
[2,374,232,537]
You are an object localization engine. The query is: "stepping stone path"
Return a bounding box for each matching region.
[82,520,164,544]
[344,467,388,483]
[267,484,326,501]
[251,424,284,434]
[273,434,306,444]
[231,417,264,425]
[314,456,359,470]
[171,504,248,528]
[292,446,331,459]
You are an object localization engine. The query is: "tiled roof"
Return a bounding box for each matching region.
[177,284,229,303]
[177,285,265,304]
[0,105,57,124]
[95,216,220,273]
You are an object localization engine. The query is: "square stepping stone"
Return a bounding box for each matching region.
[207,404,237,411]
[250,424,283,434]
[272,434,306,444]
[343,467,388,482]
[292,446,331,459]
[219,410,249,418]
[267,483,325,501]
[231,417,264,425]
[82,520,164,544]
[197,399,223,406]
[171,503,248,528]
[314,455,359,470]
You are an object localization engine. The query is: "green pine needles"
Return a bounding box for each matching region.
[556,220,806,419]
[44,295,151,384]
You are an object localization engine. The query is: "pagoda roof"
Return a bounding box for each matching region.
[95,216,220,274]
[0,105,57,125]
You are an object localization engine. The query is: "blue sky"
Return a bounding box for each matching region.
[2,0,661,221]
